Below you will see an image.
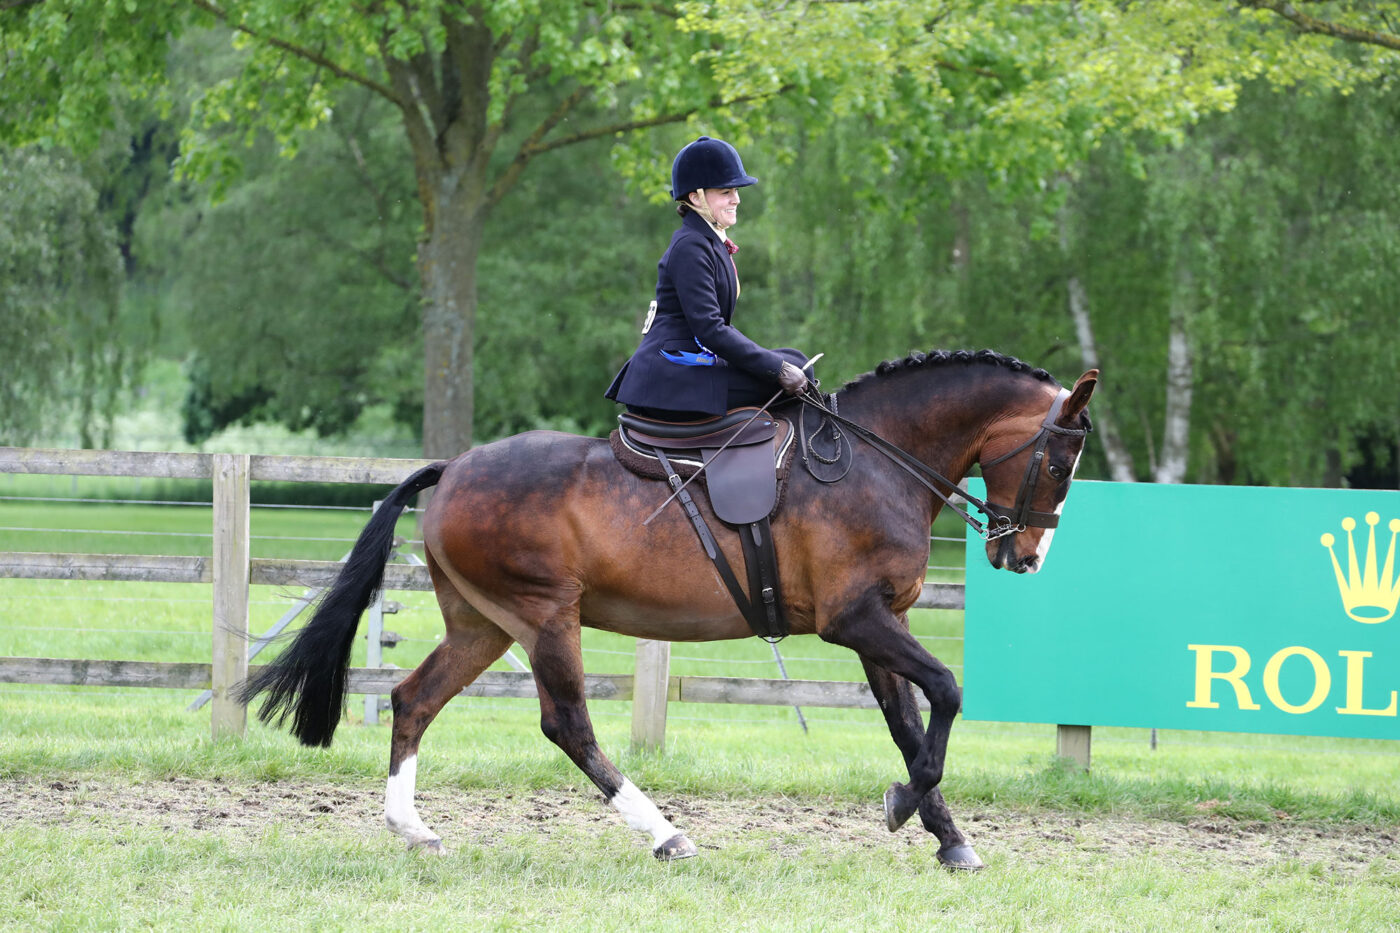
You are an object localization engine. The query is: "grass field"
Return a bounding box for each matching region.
[2,494,1399,930]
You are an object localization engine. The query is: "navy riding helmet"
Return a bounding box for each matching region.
[669,136,758,200]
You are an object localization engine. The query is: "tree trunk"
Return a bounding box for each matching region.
[1057,195,1137,481]
[417,176,483,459]
[386,14,497,460]
[1210,423,1238,485]
[1064,271,1140,481]
[1154,262,1194,484]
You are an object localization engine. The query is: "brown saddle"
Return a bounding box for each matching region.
[609,407,797,524]
[609,406,798,640]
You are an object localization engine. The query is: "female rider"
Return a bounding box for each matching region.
[606,136,810,421]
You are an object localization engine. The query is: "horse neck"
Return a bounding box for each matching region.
[834,368,1044,482]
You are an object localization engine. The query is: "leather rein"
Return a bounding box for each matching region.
[797,387,1088,541]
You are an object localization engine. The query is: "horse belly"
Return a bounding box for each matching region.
[578,589,756,643]
[424,434,760,642]
[569,498,765,640]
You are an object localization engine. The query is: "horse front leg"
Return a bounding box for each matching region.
[860,654,984,871]
[821,590,982,870]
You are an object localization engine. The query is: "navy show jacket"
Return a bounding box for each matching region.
[606,211,787,415]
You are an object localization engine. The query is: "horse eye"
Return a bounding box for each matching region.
[1048,464,1066,481]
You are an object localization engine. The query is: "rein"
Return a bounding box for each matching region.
[797,387,1086,541]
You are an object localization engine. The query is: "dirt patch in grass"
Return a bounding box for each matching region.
[2,777,1394,874]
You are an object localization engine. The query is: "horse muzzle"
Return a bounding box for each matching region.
[989,535,1040,574]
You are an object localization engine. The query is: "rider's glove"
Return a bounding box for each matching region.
[778,361,809,396]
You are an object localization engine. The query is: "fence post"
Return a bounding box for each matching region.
[631,639,671,751]
[1056,724,1092,771]
[211,453,251,740]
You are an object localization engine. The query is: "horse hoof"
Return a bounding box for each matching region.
[883,783,919,832]
[408,837,447,857]
[937,844,984,871]
[653,833,698,861]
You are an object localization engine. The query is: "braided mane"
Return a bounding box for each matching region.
[840,348,1058,393]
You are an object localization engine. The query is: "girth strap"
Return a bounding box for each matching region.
[653,448,789,642]
[740,517,787,641]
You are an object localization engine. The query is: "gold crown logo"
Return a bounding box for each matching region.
[1320,512,1400,624]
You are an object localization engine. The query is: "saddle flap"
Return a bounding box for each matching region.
[703,442,778,525]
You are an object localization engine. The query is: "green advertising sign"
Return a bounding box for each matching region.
[963,481,1400,740]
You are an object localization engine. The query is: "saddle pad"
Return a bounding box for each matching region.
[609,415,798,522]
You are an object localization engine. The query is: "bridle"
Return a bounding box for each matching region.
[978,389,1089,537]
[798,387,1089,542]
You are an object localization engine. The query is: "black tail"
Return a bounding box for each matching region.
[238,461,447,746]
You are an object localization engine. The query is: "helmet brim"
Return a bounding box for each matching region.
[671,174,758,200]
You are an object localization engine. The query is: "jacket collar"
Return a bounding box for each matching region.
[681,209,728,246]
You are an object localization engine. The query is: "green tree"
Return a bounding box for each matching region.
[3,2,754,455]
[0,149,127,446]
[1193,82,1400,485]
[752,74,1400,490]
[138,87,424,444]
[5,0,1398,458]
[1027,81,1400,487]
[138,58,667,444]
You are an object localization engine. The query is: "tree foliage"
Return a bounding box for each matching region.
[3,1,1399,484]
[960,80,1400,486]
[692,0,1397,185]
[0,149,127,446]
[139,85,422,443]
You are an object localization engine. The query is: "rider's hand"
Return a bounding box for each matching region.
[778,361,809,396]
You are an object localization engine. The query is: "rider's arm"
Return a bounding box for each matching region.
[666,234,786,380]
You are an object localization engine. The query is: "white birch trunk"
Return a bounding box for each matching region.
[1058,198,1138,482]
[1153,264,1194,484]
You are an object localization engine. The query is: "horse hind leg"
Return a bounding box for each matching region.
[385,576,514,854]
[528,606,696,861]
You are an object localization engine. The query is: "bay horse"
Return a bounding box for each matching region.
[241,349,1097,871]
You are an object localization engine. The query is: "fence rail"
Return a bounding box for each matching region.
[0,549,966,607]
[0,658,902,709]
[0,447,435,484]
[1,447,962,750]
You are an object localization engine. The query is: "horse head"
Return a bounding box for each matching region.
[978,369,1097,574]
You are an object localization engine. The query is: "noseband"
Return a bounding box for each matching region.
[978,389,1089,538]
[798,387,1088,542]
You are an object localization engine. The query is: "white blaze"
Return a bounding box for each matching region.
[1030,446,1084,572]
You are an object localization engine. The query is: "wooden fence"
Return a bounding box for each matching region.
[0,448,997,755]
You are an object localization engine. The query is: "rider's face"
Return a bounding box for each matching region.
[691,187,741,229]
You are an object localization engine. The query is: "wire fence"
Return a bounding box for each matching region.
[3,477,1396,767]
[0,476,958,758]
[0,504,966,557]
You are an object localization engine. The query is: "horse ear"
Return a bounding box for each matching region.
[1058,369,1098,425]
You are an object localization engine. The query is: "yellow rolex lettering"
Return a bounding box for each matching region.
[1336,650,1398,717]
[1186,644,1260,710]
[1262,647,1330,714]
